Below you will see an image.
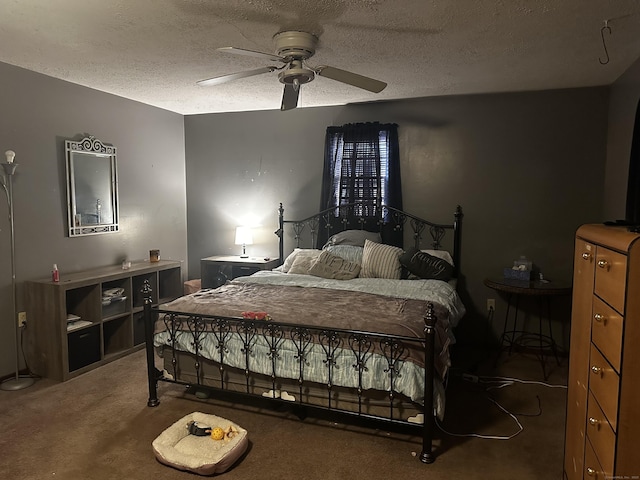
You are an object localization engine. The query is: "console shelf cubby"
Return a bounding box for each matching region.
[25,260,182,381]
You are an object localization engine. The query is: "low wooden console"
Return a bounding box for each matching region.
[25,260,182,381]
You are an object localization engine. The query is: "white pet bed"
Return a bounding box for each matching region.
[152,412,248,476]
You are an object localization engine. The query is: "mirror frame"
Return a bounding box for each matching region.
[65,135,120,237]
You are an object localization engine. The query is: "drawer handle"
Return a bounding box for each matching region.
[597,259,609,269]
[593,313,606,324]
[591,365,603,375]
[582,252,592,261]
[586,467,596,477]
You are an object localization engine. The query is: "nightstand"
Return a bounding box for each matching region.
[484,277,571,379]
[201,255,280,288]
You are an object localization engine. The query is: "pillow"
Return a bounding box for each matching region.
[288,251,322,275]
[400,247,454,281]
[308,250,361,280]
[360,239,403,279]
[324,229,382,248]
[323,245,364,265]
[421,249,455,267]
[280,248,321,273]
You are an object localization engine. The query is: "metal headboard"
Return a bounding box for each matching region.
[275,203,463,278]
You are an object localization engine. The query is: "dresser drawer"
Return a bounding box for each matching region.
[589,344,620,431]
[231,265,261,278]
[586,393,616,475]
[591,296,623,372]
[594,247,627,313]
[584,435,609,480]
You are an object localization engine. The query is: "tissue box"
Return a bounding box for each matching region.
[503,268,532,281]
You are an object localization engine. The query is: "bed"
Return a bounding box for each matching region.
[143,202,464,464]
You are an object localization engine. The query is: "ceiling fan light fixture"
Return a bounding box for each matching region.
[278,65,315,86]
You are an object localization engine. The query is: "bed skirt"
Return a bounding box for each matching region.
[159,347,426,423]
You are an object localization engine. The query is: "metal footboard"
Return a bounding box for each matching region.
[143,283,438,464]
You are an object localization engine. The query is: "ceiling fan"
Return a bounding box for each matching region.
[197,31,387,111]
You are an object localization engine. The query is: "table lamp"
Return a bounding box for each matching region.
[234,226,253,258]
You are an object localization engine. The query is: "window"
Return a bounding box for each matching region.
[318,122,402,247]
[321,122,401,217]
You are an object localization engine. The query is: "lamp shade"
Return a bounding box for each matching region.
[234,227,253,246]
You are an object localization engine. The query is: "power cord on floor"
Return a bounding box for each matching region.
[477,375,568,389]
[436,396,524,440]
[436,373,566,440]
[19,322,40,380]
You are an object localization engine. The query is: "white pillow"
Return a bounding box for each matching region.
[360,239,403,279]
[280,249,321,273]
[288,252,322,275]
[308,251,361,280]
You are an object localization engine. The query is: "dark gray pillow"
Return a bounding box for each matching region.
[324,229,382,248]
[400,247,454,281]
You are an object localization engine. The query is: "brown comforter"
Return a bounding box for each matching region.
[159,281,450,378]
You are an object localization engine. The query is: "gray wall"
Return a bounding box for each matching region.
[185,87,609,348]
[0,62,188,377]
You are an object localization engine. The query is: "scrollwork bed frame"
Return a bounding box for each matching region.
[143,203,463,464]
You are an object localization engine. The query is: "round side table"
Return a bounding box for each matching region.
[484,277,572,379]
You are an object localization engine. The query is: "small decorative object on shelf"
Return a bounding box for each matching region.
[150,249,160,262]
[52,264,60,282]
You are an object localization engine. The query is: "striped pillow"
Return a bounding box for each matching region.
[360,239,403,279]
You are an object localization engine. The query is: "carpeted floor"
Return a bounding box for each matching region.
[0,346,567,480]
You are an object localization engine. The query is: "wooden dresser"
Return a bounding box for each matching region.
[564,224,640,480]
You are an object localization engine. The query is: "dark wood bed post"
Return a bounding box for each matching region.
[420,302,436,464]
[142,280,160,407]
[452,205,463,279]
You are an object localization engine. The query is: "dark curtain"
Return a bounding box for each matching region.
[318,122,402,247]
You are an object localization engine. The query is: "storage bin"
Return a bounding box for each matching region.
[68,325,100,371]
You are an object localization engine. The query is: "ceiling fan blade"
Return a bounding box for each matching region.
[217,46,285,63]
[197,66,276,87]
[316,66,387,93]
[281,83,299,111]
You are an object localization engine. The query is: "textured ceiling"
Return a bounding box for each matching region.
[1,0,640,115]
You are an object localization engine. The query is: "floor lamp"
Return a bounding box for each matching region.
[1,150,34,391]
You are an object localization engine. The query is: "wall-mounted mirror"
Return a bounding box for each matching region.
[65,135,119,236]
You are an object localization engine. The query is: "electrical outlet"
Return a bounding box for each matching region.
[18,311,26,327]
[486,299,495,312]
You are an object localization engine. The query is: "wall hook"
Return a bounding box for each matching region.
[599,20,611,65]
